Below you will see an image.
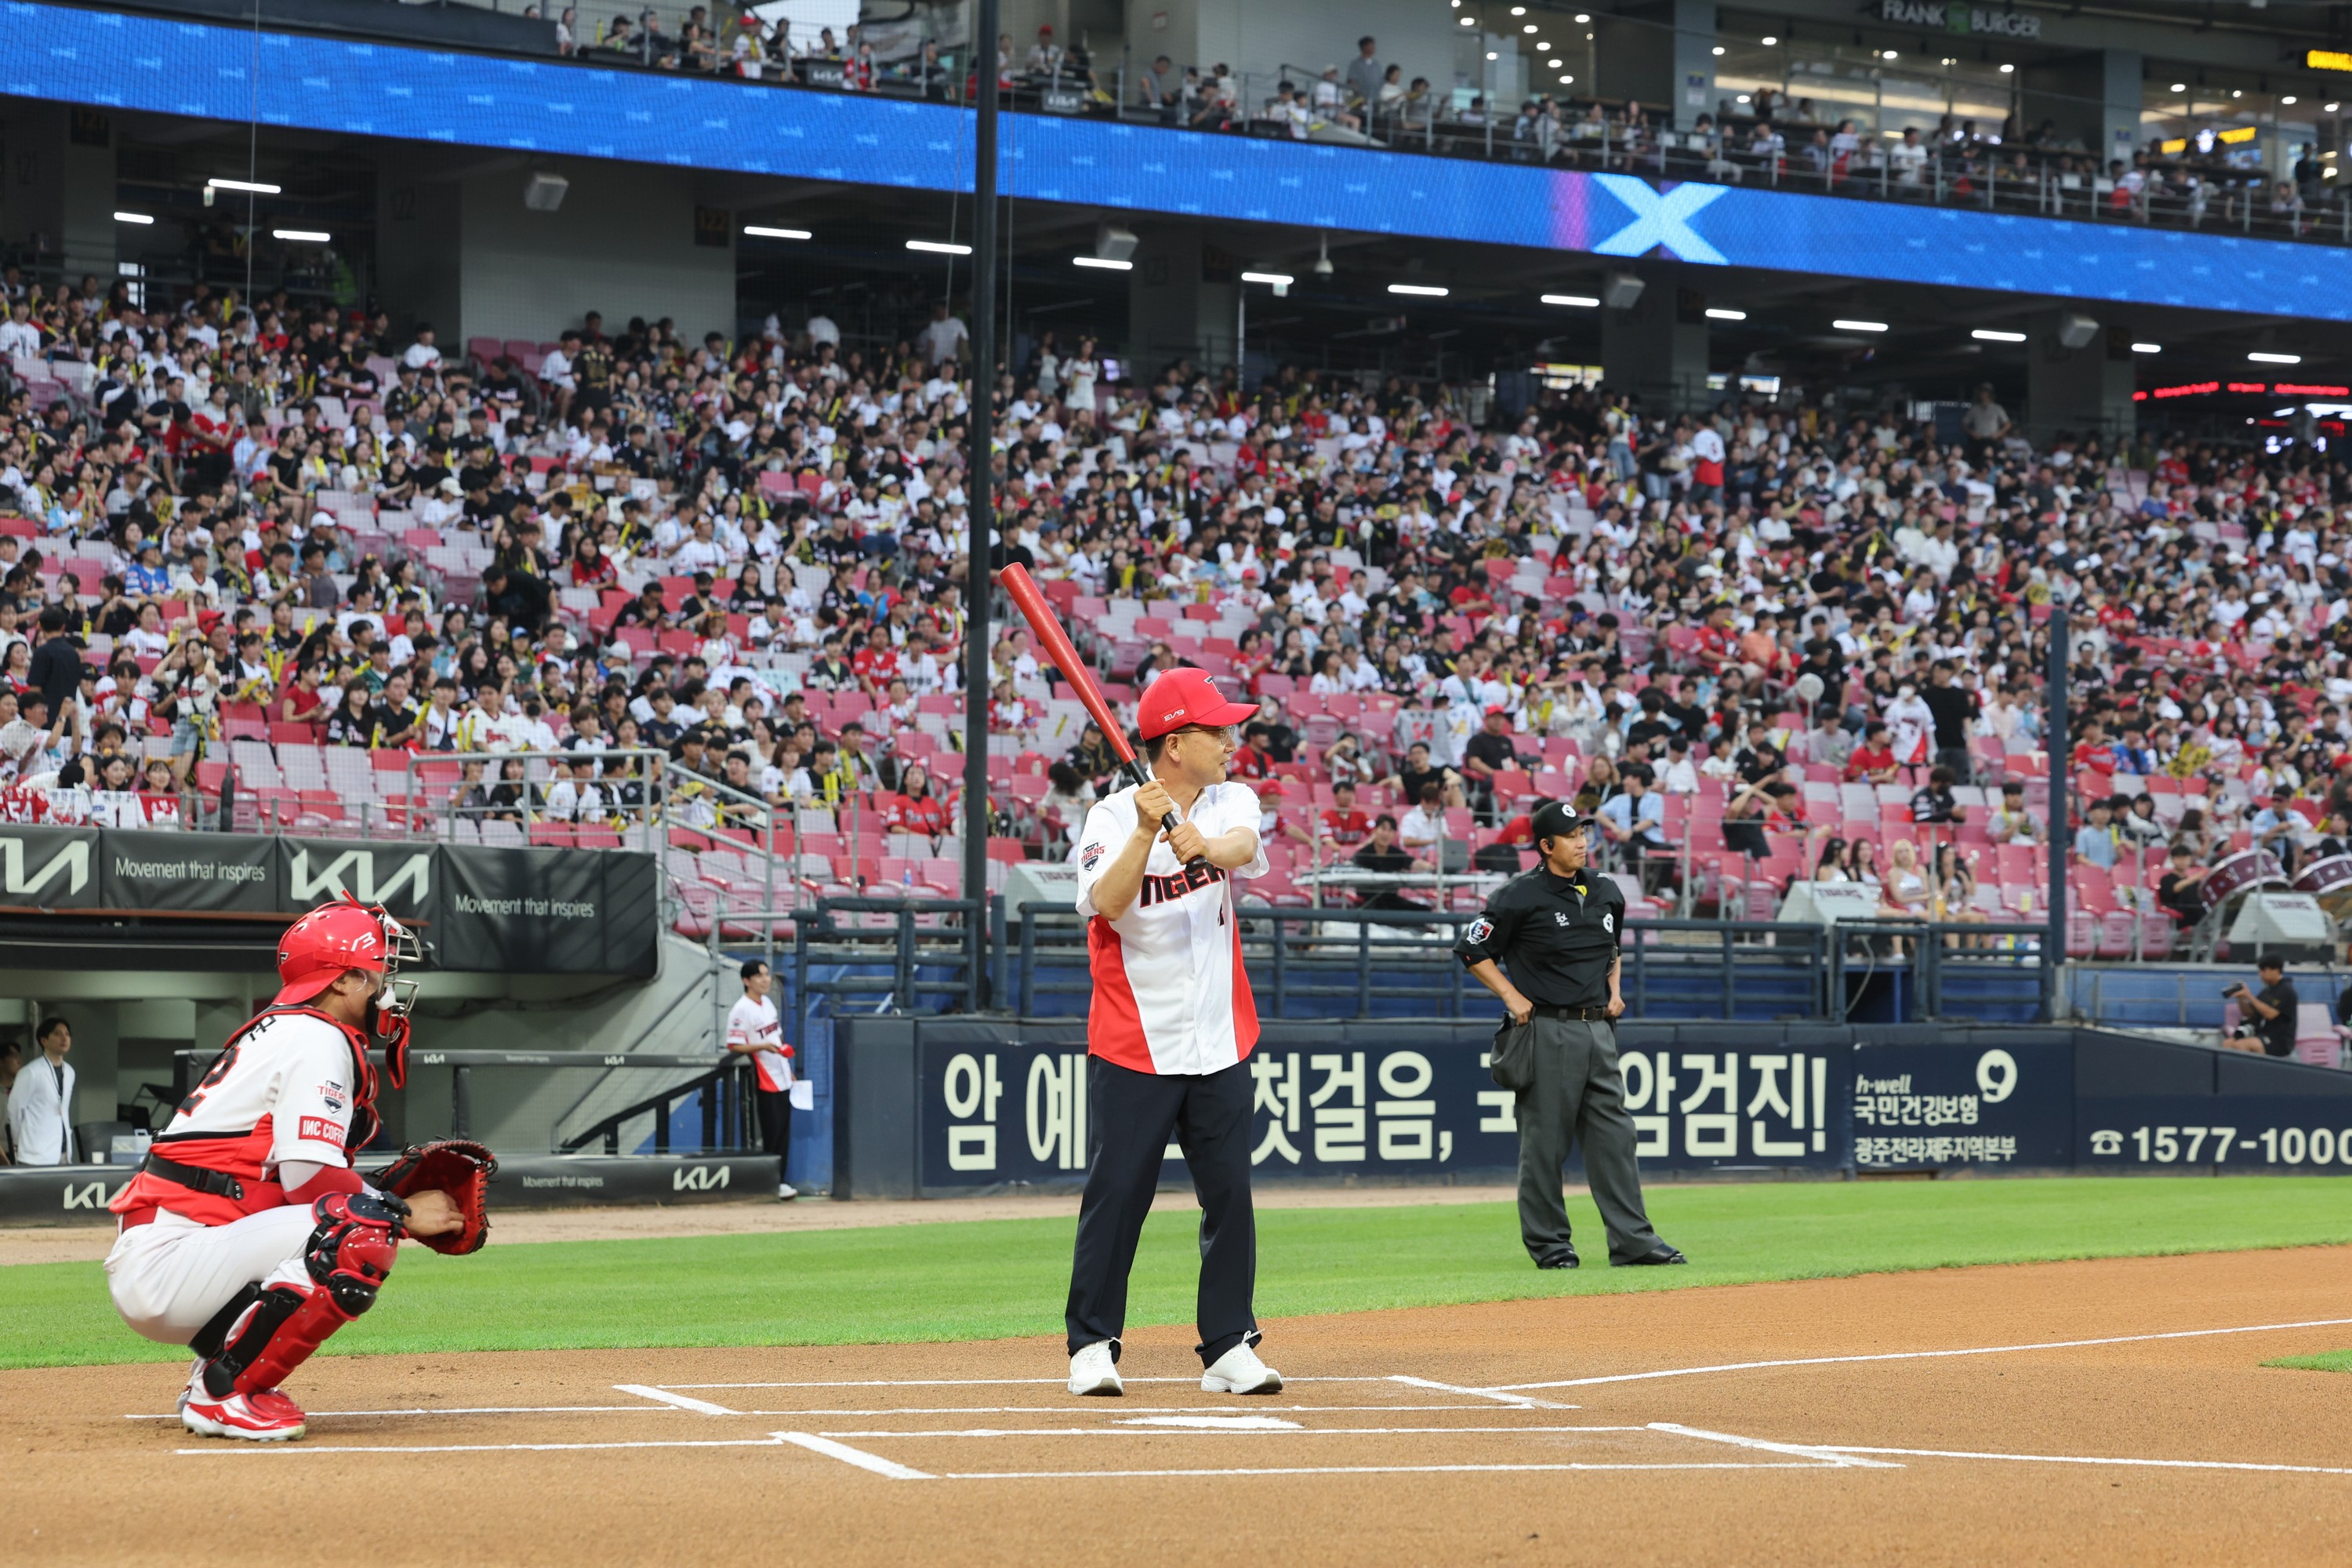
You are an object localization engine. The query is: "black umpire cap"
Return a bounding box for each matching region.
[1530,799,1584,846]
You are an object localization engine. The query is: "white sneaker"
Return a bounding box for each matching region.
[1200,1342,1282,1395]
[1068,1341,1123,1397]
[777,1182,799,1201]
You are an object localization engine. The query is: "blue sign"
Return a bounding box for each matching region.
[916,1030,1849,1192]
[1851,1040,2074,1170]
[7,1,2350,319]
[2078,1098,2352,1170]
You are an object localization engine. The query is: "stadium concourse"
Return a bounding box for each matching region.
[2,279,2350,964]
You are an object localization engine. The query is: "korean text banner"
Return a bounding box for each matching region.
[5,1,2349,318]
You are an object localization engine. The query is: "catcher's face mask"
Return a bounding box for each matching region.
[366,905,422,1091]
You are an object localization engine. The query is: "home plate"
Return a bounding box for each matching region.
[1116,1414,1303,1430]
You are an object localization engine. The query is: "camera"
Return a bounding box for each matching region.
[2222,983,2246,997]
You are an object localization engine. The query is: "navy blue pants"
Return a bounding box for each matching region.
[1064,1055,1260,1367]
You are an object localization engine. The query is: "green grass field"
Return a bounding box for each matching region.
[5,1177,2348,1373]
[2267,1348,2352,1373]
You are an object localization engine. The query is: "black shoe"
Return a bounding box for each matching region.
[1619,1244,1686,1266]
[1534,1247,1581,1270]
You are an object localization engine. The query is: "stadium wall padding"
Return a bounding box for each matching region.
[831,1018,2352,1196]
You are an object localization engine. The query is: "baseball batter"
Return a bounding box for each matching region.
[1064,667,1282,1399]
[104,898,464,1441]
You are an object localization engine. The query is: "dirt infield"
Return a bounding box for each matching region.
[10,1246,2351,1567]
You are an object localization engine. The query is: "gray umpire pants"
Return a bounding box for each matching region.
[1512,1015,1664,1265]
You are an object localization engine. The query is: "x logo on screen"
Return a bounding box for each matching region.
[1590,175,1730,265]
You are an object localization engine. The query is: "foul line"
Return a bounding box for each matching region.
[811,1425,1643,1439]
[1490,1317,2352,1392]
[776,1432,933,1480]
[743,1404,1511,1417]
[659,1377,1385,1390]
[1822,1445,2352,1477]
[131,1405,665,1421]
[933,1462,1824,1479]
[176,1436,797,1457]
[1652,1423,1903,1470]
[1388,1375,1574,1410]
[615,1385,739,1416]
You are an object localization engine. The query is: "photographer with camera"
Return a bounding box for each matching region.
[2222,956,2297,1058]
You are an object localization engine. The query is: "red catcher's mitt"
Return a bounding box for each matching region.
[369,1138,496,1255]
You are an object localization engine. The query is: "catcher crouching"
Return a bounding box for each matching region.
[103,895,495,1442]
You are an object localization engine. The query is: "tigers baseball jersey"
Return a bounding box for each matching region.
[726,993,792,1091]
[1072,779,1268,1076]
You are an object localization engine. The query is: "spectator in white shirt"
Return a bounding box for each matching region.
[917,304,969,366]
[401,325,444,371]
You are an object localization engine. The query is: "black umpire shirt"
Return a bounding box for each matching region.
[1453,866,1625,1008]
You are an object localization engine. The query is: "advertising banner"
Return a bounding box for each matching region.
[281,837,438,926]
[434,846,658,976]
[97,832,279,913]
[1850,1040,2074,1171]
[914,1028,1853,1192]
[0,825,99,909]
[2076,1098,2352,1171]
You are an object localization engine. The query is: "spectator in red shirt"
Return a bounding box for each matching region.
[884,763,950,837]
[850,625,901,693]
[1229,725,1272,781]
[1316,780,1371,851]
[1845,721,1900,785]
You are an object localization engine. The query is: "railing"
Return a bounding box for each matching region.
[556,1054,757,1156]
[787,895,985,1042]
[49,0,2349,256]
[171,1046,750,1152]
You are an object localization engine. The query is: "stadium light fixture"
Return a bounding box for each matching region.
[1523,23,1537,34]
[1486,50,1499,59]
[1543,294,1600,307]
[1704,307,1747,321]
[2132,343,2162,354]
[1559,74,1574,83]
[1241,270,1294,285]
[1998,62,2014,74]
[2249,351,2303,364]
[208,177,280,194]
[1073,256,1131,270]
[1711,45,1724,55]
[1389,283,1450,297]
[1971,328,2027,343]
[113,211,154,225]
[1460,15,1475,24]
[272,229,331,242]
[1882,49,1898,60]
[2284,96,2299,106]
[742,226,812,239]
[906,239,972,255]
[1834,318,1889,332]
[1574,12,1589,21]
[1761,34,1777,45]
[2170,83,2186,93]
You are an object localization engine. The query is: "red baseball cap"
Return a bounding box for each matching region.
[1137,667,1258,741]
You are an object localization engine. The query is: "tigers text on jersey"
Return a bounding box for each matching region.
[726,994,792,1091]
[108,1010,365,1227]
[1073,779,1268,1076]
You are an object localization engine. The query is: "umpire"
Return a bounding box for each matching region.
[1455,800,1686,1270]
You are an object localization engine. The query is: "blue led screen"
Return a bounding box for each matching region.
[6,1,2350,319]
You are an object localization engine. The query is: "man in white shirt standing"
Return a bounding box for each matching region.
[916,303,968,366]
[723,959,797,1200]
[1064,668,1282,1400]
[6,1015,76,1165]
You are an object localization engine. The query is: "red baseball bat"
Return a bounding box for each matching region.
[995,562,1199,865]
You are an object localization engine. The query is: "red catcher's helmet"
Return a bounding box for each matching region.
[274,896,394,1006]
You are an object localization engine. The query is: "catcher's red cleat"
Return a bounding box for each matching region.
[181,1379,307,1442]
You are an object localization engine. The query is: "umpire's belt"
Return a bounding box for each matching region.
[1529,1004,1614,1022]
[141,1152,246,1201]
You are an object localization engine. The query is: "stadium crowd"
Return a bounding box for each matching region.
[2,266,2350,949]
